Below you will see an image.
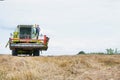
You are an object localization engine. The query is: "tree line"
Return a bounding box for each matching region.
[78,48,120,55]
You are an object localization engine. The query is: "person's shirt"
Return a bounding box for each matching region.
[37,27,40,32]
[36,27,40,34]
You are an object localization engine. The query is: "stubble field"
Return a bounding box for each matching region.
[0,54,120,80]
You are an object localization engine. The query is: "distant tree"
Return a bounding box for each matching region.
[115,48,119,54]
[78,51,85,55]
[106,48,114,55]
[106,48,119,54]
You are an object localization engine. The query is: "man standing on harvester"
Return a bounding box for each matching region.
[36,24,40,39]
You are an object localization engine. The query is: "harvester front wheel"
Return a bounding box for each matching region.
[33,50,39,56]
[12,50,18,56]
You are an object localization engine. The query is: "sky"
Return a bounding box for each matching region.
[0,0,120,55]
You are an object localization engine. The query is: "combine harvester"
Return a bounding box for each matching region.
[6,24,49,56]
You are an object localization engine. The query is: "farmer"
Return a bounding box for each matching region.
[36,25,40,39]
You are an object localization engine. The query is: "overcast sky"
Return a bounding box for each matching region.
[0,0,120,55]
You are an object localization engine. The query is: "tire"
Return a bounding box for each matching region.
[33,50,39,56]
[12,50,18,56]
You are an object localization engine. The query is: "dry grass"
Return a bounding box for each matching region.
[0,54,120,80]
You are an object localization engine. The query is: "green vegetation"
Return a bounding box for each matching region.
[78,48,120,55]
[106,48,119,55]
[77,51,85,55]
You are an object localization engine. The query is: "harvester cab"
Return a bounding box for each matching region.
[7,25,49,56]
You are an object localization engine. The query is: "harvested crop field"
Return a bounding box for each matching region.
[0,54,120,80]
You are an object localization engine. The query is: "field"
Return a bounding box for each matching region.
[0,54,120,80]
